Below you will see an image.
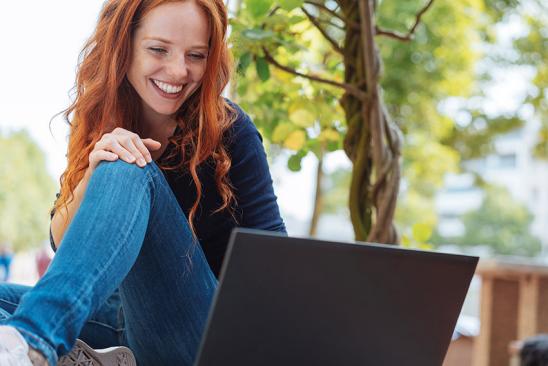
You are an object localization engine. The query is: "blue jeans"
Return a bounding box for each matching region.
[0,160,218,366]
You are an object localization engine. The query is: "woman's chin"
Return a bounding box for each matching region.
[156,108,178,116]
[149,104,180,118]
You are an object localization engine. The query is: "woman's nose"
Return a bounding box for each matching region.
[167,55,188,81]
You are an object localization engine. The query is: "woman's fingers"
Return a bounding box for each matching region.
[93,149,119,162]
[119,135,148,167]
[96,138,136,164]
[89,149,118,170]
[90,129,163,172]
[142,138,162,151]
[133,137,154,163]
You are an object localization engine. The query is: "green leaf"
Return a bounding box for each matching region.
[326,140,340,152]
[237,52,253,74]
[288,15,306,24]
[255,57,271,81]
[278,0,304,12]
[306,139,322,158]
[272,122,294,143]
[289,108,316,128]
[401,234,412,248]
[246,0,272,18]
[283,130,306,150]
[264,14,291,28]
[319,129,341,142]
[287,153,303,172]
[275,37,307,53]
[411,223,433,243]
[242,28,275,41]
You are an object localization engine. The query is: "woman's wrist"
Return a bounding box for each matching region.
[83,167,93,181]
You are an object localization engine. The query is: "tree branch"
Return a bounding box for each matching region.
[300,6,343,54]
[303,1,360,30]
[408,0,435,34]
[304,1,345,23]
[375,28,413,41]
[375,0,435,42]
[317,16,346,31]
[262,47,367,100]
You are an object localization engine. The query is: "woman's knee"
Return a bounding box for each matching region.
[93,159,161,184]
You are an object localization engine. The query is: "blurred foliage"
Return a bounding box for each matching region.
[442,113,523,160]
[230,2,344,169]
[229,0,543,245]
[512,1,548,158]
[432,185,542,256]
[0,130,56,251]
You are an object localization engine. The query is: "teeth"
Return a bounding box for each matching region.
[152,79,183,94]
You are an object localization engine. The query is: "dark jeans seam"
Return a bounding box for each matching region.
[2,298,124,337]
[85,319,125,333]
[145,165,198,273]
[144,161,161,209]
[0,299,18,308]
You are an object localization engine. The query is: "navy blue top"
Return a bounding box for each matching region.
[50,101,287,277]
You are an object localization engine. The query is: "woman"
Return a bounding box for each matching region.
[0,0,286,365]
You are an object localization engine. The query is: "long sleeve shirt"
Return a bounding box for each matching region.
[49,101,286,278]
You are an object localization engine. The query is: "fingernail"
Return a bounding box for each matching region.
[146,156,152,163]
[138,158,146,166]
[127,155,135,162]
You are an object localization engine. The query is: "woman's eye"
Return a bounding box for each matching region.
[149,47,166,54]
[189,53,206,60]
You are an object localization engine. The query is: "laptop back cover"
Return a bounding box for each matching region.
[195,228,478,366]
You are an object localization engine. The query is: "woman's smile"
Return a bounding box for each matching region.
[150,78,185,100]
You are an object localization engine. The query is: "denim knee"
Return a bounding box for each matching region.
[93,159,162,184]
[93,159,149,176]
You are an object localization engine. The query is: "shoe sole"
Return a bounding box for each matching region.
[57,339,136,366]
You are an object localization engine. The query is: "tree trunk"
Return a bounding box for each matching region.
[339,0,402,244]
[309,147,325,237]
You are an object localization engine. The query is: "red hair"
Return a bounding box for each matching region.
[53,0,235,235]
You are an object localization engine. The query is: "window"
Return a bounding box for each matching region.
[497,153,517,169]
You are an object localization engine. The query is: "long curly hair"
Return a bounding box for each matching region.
[53,0,235,235]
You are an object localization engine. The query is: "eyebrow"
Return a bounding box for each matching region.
[143,37,209,50]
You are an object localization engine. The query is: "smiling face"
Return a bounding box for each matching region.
[127,1,210,125]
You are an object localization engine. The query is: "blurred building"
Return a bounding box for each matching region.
[435,119,548,249]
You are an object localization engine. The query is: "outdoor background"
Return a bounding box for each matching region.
[0,0,546,363]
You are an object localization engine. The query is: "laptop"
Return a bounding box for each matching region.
[194,228,478,366]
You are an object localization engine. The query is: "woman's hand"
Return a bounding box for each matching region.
[88,127,162,173]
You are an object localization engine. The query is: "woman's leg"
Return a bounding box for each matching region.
[117,163,217,365]
[0,283,125,349]
[2,160,217,366]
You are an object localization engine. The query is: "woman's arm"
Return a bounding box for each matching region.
[50,168,93,249]
[50,128,161,249]
[227,111,286,234]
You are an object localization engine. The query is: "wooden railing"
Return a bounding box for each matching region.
[473,259,548,366]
